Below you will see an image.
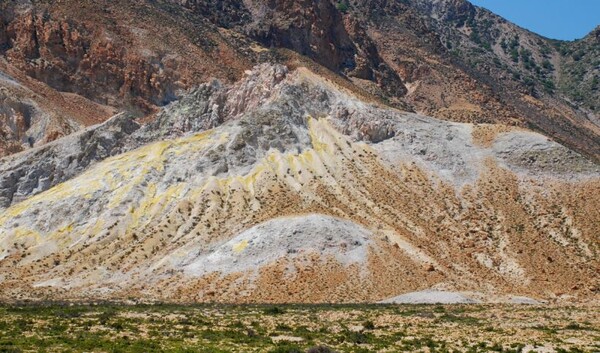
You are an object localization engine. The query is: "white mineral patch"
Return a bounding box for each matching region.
[271,336,304,343]
[381,291,544,304]
[0,72,19,86]
[374,120,487,187]
[507,296,541,305]
[184,214,372,276]
[380,290,482,304]
[33,277,64,288]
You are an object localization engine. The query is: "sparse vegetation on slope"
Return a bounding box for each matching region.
[557,27,600,112]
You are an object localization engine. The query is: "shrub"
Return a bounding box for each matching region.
[542,59,554,71]
[307,346,337,353]
[362,320,375,330]
[591,77,599,91]
[336,2,349,13]
[510,48,519,63]
[269,344,302,353]
[263,306,285,315]
[542,79,555,93]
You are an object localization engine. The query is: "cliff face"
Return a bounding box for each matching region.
[0,0,407,119]
[2,8,183,110]
[0,0,255,157]
[174,0,408,96]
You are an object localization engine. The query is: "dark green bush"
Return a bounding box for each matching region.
[269,344,302,353]
[336,2,349,13]
[307,346,337,353]
[362,320,375,330]
[263,306,286,315]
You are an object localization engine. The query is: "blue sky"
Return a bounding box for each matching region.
[469,0,600,41]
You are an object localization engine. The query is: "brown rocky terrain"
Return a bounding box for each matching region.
[0,0,255,156]
[354,0,600,161]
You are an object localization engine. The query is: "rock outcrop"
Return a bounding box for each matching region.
[0,0,255,156]
[0,113,139,209]
[1,7,180,110]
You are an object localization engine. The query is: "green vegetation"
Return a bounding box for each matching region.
[335,2,349,13]
[557,35,599,112]
[0,303,596,352]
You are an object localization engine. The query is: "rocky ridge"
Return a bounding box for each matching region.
[0,0,598,162]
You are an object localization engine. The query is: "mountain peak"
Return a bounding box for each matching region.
[589,25,600,40]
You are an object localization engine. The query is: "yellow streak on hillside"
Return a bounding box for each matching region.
[232,240,249,253]
[202,118,342,197]
[0,130,217,234]
[9,228,42,242]
[0,118,354,253]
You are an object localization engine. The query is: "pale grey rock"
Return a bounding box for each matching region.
[380,290,482,304]
[507,296,541,305]
[0,113,139,209]
[184,214,372,276]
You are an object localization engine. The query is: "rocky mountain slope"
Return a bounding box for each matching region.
[0,0,598,304]
[354,0,600,160]
[0,0,599,160]
[557,26,600,114]
[0,65,598,303]
[0,0,253,156]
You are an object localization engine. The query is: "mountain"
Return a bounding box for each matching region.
[354,0,600,159]
[0,0,253,156]
[1,64,598,303]
[0,0,598,303]
[1,0,599,159]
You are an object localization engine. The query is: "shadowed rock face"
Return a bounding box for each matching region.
[0,93,38,153]
[245,0,356,72]
[0,9,180,110]
[0,64,598,304]
[169,0,252,28]
[173,0,407,96]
